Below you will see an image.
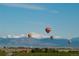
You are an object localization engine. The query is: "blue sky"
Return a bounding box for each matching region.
[0,3,79,38]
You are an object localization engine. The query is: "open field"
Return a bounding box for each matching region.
[0,47,79,56]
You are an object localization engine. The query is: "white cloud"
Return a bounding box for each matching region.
[1,3,59,14]
[2,3,45,10]
[50,10,59,14]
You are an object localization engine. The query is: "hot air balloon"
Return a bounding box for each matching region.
[45,27,51,33]
[28,33,32,38]
[45,26,53,39]
[50,36,53,39]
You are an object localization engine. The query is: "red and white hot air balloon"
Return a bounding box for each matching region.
[45,27,51,33]
[45,26,53,39]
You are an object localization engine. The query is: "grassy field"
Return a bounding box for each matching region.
[0,50,7,56]
[0,48,79,56]
[12,50,79,56]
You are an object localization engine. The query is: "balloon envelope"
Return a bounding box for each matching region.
[45,27,51,33]
[28,33,32,38]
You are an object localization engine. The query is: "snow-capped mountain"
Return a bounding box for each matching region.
[1,34,25,38]
[26,32,63,39]
[0,32,63,39]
